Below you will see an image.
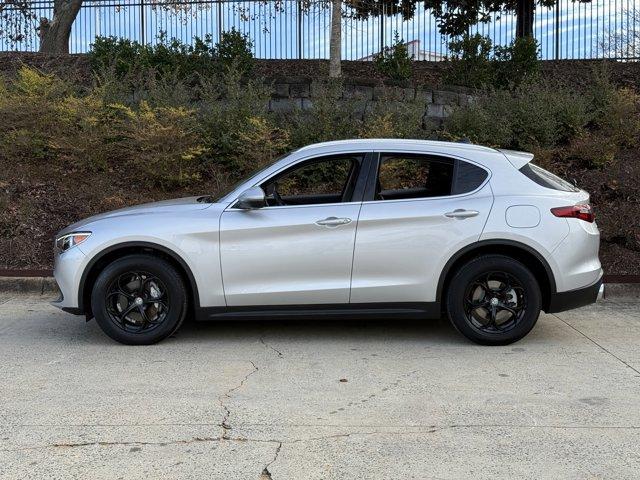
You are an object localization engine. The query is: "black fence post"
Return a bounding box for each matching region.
[140,0,145,44]
[297,0,303,59]
[218,0,223,43]
[555,0,560,59]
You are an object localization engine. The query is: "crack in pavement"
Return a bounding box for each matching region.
[552,313,640,377]
[5,423,639,453]
[260,334,284,358]
[217,361,259,439]
[261,441,282,479]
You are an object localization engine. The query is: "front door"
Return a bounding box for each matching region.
[220,154,367,306]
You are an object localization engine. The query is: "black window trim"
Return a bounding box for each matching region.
[227,152,373,209]
[363,151,491,203]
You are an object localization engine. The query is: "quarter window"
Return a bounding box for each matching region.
[453,160,489,194]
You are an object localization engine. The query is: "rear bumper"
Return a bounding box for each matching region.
[546,274,603,313]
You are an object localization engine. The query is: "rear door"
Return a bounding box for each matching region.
[220,153,369,306]
[350,151,493,304]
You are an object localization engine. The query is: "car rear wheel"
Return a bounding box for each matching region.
[91,254,188,345]
[446,254,541,345]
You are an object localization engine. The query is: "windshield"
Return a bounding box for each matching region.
[213,150,296,202]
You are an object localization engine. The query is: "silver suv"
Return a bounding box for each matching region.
[53,139,603,345]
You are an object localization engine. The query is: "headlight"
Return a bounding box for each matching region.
[55,232,91,252]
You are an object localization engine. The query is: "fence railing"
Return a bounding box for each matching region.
[1,0,639,60]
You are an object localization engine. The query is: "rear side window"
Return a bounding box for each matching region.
[376,155,454,200]
[519,163,579,192]
[452,161,488,194]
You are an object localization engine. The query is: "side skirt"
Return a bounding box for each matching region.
[194,302,442,322]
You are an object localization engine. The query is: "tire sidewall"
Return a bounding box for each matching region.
[446,255,541,346]
[91,255,187,345]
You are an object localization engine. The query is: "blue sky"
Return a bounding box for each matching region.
[2,0,638,60]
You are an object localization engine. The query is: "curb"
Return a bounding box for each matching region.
[0,277,638,301]
[603,283,640,301]
[0,277,59,295]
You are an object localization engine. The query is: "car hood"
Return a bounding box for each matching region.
[58,196,215,235]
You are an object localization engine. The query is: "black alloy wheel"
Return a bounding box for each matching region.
[463,271,526,334]
[91,254,188,345]
[105,271,170,334]
[446,254,542,345]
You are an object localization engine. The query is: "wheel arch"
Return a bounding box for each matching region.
[78,241,200,317]
[437,240,557,312]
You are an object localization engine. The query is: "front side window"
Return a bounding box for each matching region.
[262,155,361,206]
[376,155,455,200]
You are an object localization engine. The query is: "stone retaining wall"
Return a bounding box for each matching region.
[265,76,478,121]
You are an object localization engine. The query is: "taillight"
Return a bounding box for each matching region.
[551,204,594,223]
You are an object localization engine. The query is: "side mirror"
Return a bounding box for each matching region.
[236,186,266,209]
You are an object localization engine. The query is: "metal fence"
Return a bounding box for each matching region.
[1,0,639,60]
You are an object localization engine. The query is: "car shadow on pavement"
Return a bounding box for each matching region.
[173,315,467,345]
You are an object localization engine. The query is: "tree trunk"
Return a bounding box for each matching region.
[515,0,534,38]
[329,0,342,78]
[39,0,83,54]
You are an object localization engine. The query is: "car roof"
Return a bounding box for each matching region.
[295,138,500,155]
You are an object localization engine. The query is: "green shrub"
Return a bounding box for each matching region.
[0,67,205,187]
[374,32,414,81]
[90,34,218,80]
[493,36,540,88]
[284,80,360,146]
[198,68,277,175]
[445,34,539,89]
[443,80,590,151]
[117,101,206,188]
[360,90,426,139]
[445,33,494,88]
[215,28,255,75]
[89,29,254,80]
[440,69,639,168]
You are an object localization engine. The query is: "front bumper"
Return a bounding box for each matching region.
[50,246,86,313]
[546,274,604,313]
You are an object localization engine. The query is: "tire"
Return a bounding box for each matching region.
[91,254,188,345]
[446,254,541,346]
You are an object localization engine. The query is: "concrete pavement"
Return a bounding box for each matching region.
[0,294,639,479]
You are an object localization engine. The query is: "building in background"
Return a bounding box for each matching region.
[358,40,446,61]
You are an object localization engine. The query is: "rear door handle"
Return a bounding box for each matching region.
[444,209,480,219]
[316,217,352,227]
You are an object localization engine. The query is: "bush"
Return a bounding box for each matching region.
[440,70,639,168]
[90,34,218,80]
[283,80,360,146]
[493,36,540,88]
[89,29,254,80]
[215,28,255,75]
[445,34,539,89]
[443,80,591,151]
[360,91,426,139]
[198,68,279,176]
[445,33,494,88]
[0,67,205,187]
[374,32,414,81]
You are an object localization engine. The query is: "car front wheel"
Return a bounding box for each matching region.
[446,254,542,345]
[91,254,188,345]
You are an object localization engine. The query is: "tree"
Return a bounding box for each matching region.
[1,0,191,54]
[348,0,592,39]
[600,7,639,59]
[38,0,82,53]
[329,0,342,77]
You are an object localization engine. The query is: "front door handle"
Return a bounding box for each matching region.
[444,209,480,219]
[315,217,352,227]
